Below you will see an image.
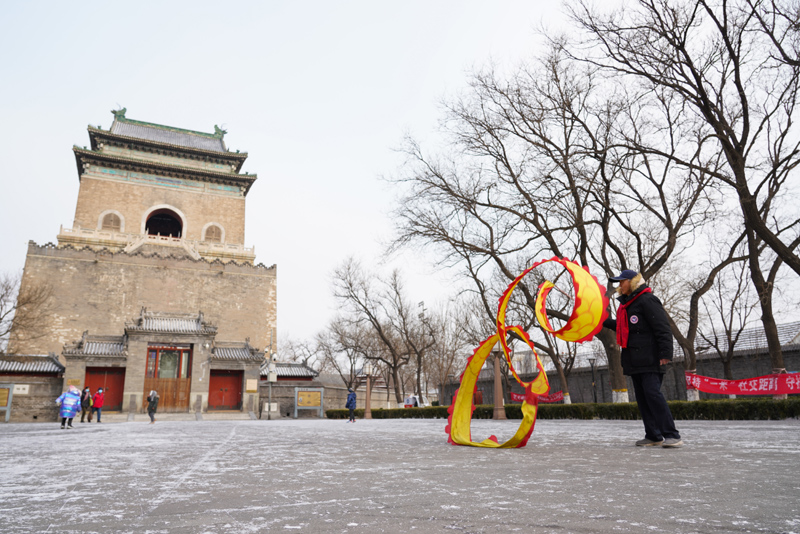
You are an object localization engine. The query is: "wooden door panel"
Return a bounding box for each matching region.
[143,378,190,412]
[85,367,126,411]
[208,371,243,410]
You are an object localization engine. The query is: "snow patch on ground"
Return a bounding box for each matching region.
[1,418,798,533]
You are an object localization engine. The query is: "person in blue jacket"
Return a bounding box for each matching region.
[55,385,82,429]
[603,269,683,448]
[345,388,357,423]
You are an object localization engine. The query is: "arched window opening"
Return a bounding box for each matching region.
[205,225,222,243]
[146,209,182,238]
[101,213,121,232]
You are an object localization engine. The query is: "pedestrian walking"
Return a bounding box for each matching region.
[92,388,105,423]
[346,388,356,423]
[80,387,93,423]
[603,269,683,448]
[55,385,82,429]
[146,390,159,424]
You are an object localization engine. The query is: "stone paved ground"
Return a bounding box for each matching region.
[1,418,798,533]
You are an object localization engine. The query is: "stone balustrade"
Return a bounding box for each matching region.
[57,226,256,262]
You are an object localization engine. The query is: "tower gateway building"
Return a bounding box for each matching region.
[5,109,276,418]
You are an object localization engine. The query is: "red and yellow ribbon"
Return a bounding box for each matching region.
[446,257,608,448]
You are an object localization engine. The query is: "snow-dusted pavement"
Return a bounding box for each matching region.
[1,418,798,533]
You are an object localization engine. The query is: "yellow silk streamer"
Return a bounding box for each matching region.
[446,257,608,448]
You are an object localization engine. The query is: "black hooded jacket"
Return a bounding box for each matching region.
[603,285,674,375]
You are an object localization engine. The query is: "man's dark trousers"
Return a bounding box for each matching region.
[631,372,680,441]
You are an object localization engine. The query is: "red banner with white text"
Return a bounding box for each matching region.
[510,391,564,403]
[685,371,800,395]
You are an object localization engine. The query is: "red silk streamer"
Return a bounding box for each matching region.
[685,371,800,395]
[510,391,563,403]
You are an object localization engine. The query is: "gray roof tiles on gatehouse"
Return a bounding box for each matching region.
[125,310,217,335]
[0,354,65,374]
[82,341,126,356]
[110,121,226,153]
[141,316,205,333]
[63,334,127,358]
[261,361,318,379]
[212,345,263,361]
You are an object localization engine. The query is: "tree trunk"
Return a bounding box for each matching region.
[722,358,733,381]
[746,231,785,371]
[416,355,423,400]
[596,328,627,402]
[392,367,404,404]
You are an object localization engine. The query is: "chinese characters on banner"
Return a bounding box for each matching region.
[509,391,564,403]
[685,371,800,395]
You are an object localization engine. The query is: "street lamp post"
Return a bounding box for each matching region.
[588,356,597,403]
[364,362,373,419]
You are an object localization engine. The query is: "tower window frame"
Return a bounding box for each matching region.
[97,210,125,232]
[204,224,223,243]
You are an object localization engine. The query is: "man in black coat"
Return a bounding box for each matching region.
[603,269,683,448]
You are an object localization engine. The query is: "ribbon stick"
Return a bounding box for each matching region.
[446,257,608,448]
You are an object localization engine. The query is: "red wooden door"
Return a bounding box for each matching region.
[208,370,243,410]
[85,367,126,411]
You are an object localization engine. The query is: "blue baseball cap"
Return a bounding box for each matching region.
[609,269,638,282]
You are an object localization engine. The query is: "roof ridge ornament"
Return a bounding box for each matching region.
[213,125,226,139]
[111,107,127,120]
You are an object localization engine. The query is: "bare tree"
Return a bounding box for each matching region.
[386,273,436,400]
[567,0,800,371]
[1,271,53,353]
[699,258,760,381]
[316,319,368,390]
[390,44,716,400]
[423,301,468,405]
[279,334,325,371]
[332,258,422,403]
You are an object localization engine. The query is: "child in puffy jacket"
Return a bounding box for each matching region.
[56,386,82,429]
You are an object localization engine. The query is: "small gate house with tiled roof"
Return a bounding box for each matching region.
[2,109,276,421]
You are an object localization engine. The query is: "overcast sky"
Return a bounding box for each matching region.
[0,1,570,343]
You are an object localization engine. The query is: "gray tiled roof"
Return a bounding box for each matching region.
[212,345,263,361]
[82,341,126,356]
[0,354,65,374]
[261,362,318,379]
[63,334,127,358]
[141,316,206,333]
[111,121,226,153]
[126,310,217,335]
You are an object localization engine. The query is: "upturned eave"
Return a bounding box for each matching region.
[72,147,257,195]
